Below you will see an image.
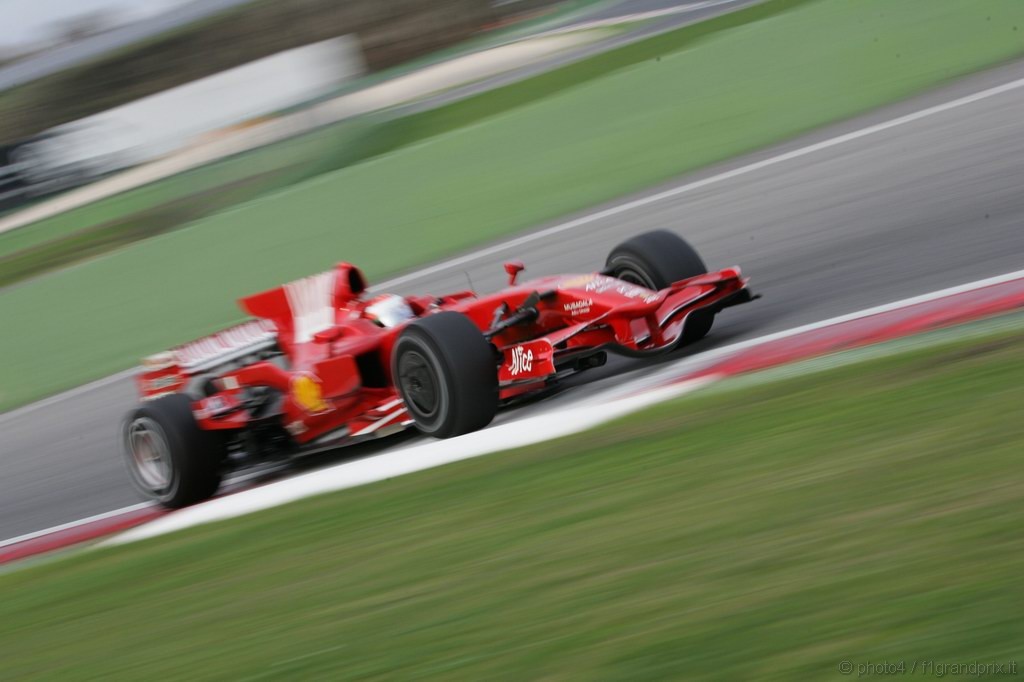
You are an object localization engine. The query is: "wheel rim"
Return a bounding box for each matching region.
[398,350,440,420]
[126,417,171,491]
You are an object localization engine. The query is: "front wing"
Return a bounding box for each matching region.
[496,267,754,386]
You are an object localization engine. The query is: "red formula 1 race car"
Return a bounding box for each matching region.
[123,231,756,507]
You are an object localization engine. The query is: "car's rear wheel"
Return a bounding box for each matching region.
[393,312,498,438]
[122,393,224,508]
[606,230,714,342]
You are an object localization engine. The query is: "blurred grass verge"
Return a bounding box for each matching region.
[0,119,374,277]
[2,0,1024,410]
[2,325,1021,679]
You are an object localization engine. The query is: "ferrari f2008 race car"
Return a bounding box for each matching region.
[123,231,755,507]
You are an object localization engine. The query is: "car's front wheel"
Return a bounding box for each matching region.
[122,393,224,508]
[606,229,714,343]
[393,312,498,438]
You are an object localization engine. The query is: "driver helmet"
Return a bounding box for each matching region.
[365,294,415,328]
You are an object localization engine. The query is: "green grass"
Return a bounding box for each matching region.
[2,328,1022,679]
[3,0,1024,411]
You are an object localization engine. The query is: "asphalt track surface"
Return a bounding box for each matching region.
[4,59,1024,542]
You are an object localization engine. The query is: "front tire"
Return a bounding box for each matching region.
[393,312,498,438]
[122,393,224,508]
[607,230,714,342]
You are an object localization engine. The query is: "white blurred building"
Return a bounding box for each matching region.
[13,36,363,192]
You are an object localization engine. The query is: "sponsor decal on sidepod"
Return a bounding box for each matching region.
[508,345,534,376]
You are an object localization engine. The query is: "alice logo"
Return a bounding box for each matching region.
[509,345,534,376]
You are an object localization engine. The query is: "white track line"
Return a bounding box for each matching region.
[707,269,1024,346]
[5,69,1023,423]
[0,366,138,422]
[0,461,289,550]
[589,268,1024,399]
[0,502,154,550]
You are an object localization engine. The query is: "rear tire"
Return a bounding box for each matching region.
[393,312,498,438]
[606,230,714,343]
[122,393,224,508]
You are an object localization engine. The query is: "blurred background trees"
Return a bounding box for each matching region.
[0,0,557,144]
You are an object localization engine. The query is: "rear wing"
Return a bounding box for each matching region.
[171,319,277,372]
[138,319,276,401]
[137,262,366,400]
[238,263,367,354]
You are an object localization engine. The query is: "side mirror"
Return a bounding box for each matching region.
[504,260,525,285]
